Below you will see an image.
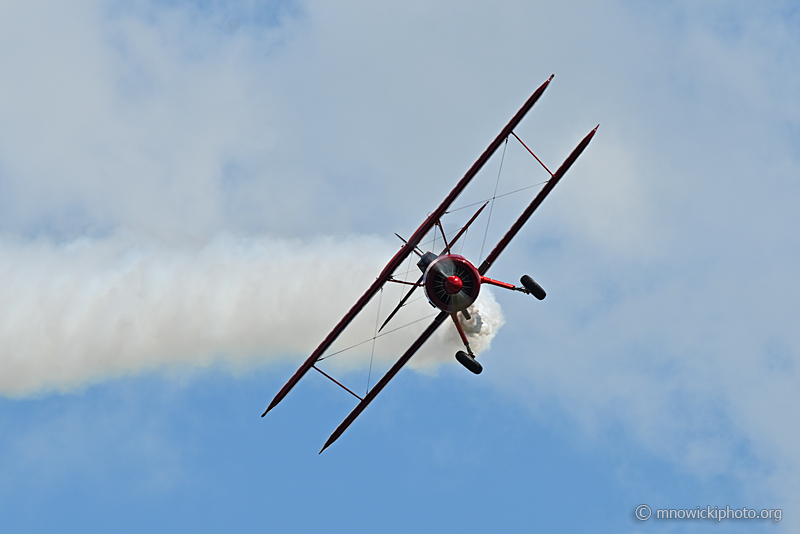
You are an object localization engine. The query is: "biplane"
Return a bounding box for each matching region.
[262,74,597,452]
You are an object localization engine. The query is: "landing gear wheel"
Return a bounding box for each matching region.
[520,275,546,300]
[456,350,483,374]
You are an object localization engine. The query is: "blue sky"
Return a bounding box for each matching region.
[1,1,798,532]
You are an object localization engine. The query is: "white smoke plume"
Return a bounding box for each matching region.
[409,290,505,372]
[0,233,505,397]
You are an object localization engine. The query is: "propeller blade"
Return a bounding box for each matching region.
[379,201,488,332]
[378,273,424,332]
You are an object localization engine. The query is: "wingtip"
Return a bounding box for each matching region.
[549,73,555,81]
[319,439,333,454]
[261,397,279,417]
[319,427,343,453]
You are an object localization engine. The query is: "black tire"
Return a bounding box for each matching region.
[456,350,483,374]
[520,275,546,300]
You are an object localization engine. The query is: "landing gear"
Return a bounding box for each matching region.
[450,312,483,374]
[456,350,483,374]
[480,273,545,300]
[520,275,546,300]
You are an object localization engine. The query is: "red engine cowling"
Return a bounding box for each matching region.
[422,254,481,312]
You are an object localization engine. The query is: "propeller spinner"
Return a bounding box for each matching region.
[422,254,481,313]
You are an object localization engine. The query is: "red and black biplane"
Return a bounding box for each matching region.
[262,75,597,452]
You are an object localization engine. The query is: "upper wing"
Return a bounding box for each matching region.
[262,75,556,417]
[318,124,599,451]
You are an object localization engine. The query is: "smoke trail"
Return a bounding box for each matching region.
[0,233,504,397]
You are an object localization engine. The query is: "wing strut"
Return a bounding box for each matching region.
[262,75,556,417]
[320,312,449,453]
[312,365,363,401]
[478,125,599,275]
[510,131,553,177]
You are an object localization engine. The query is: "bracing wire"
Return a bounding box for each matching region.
[445,180,548,215]
[479,137,508,264]
[366,287,383,394]
[459,228,468,254]
[317,312,439,362]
